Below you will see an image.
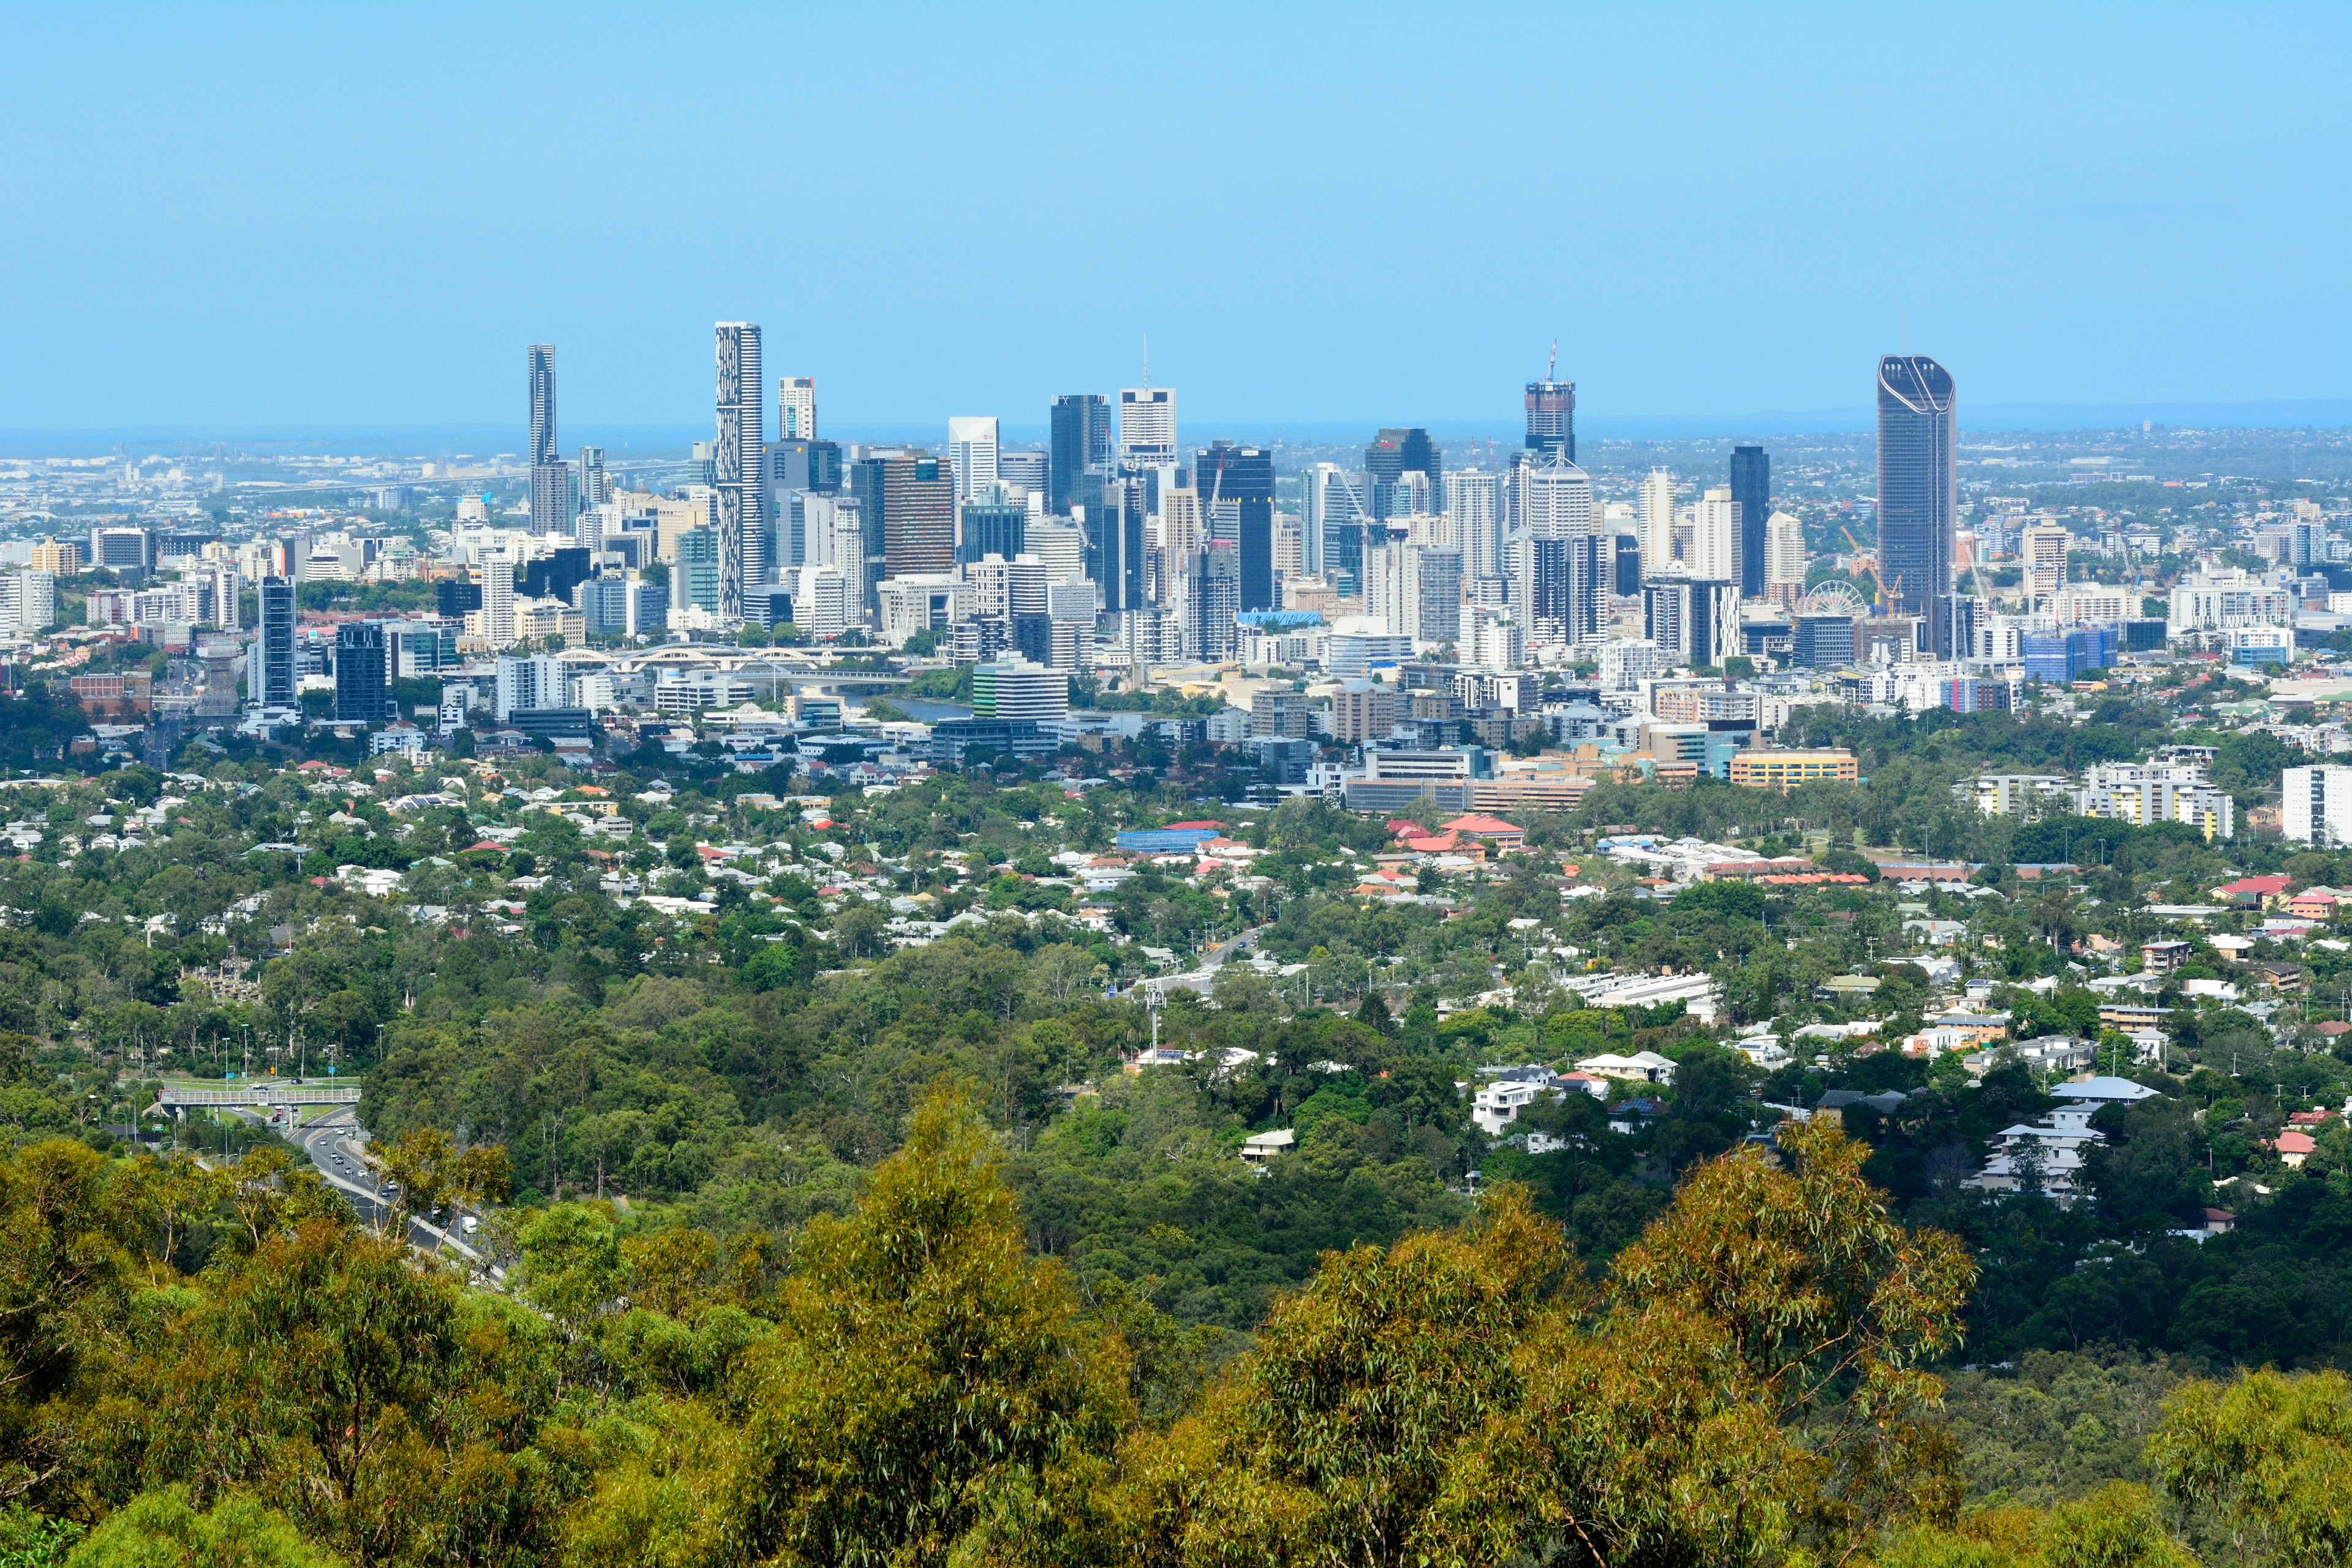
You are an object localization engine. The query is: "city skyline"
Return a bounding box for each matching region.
[2,6,2345,432]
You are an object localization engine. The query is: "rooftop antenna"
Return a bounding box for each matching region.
[1142,335,1150,390]
[1547,339,1558,382]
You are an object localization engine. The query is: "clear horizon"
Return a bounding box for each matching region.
[4,4,2346,432]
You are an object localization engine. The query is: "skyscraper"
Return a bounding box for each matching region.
[1877,354,1956,628]
[1447,470,1505,584]
[1525,375,1575,461]
[1196,442,1274,611]
[1365,428,1441,521]
[947,417,1000,502]
[714,323,766,616]
[577,447,607,513]
[334,623,394,725]
[850,453,954,600]
[528,345,557,467]
[1637,469,1676,579]
[1728,445,1769,598]
[1049,394,1112,515]
[257,577,295,707]
[1692,487,1740,584]
[1303,464,1371,588]
[780,377,816,440]
[957,490,1027,566]
[1119,387,1177,467]
[527,345,570,537]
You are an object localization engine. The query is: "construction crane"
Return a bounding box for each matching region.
[1839,525,1900,614]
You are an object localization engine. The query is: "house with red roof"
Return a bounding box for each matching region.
[2268,1129,2319,1169]
[1439,814,1526,851]
[2215,875,2291,908]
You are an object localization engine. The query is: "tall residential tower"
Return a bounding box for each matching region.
[527,345,570,536]
[715,322,765,616]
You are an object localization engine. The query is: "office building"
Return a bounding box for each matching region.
[848,453,956,600]
[1119,387,1177,467]
[1525,375,1575,461]
[1365,428,1441,522]
[333,623,394,725]
[1877,353,1956,628]
[713,322,765,616]
[1197,442,1275,611]
[780,377,816,440]
[1085,473,1149,613]
[1638,468,1676,578]
[527,345,570,537]
[1025,519,1087,585]
[946,416,1000,502]
[997,450,1048,505]
[1613,534,1643,597]
[1303,463,1371,588]
[1728,445,1769,598]
[1792,613,1858,670]
[971,658,1069,723]
[2285,766,2352,847]
[2024,624,2117,685]
[1521,455,1594,539]
[674,528,722,614]
[1049,394,1113,515]
[958,489,1028,565]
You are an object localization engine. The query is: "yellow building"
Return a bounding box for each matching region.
[1727,748,1858,791]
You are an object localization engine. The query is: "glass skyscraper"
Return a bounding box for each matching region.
[1729,445,1769,598]
[1196,442,1275,611]
[1875,355,1956,625]
[1049,394,1112,516]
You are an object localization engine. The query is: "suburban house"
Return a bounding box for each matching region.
[1574,1050,1677,1085]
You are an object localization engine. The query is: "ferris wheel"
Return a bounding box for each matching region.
[1796,581,1869,616]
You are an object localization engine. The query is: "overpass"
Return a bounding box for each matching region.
[157,1084,361,1109]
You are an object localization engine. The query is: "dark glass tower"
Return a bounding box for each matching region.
[1525,379,1575,461]
[1728,445,1770,598]
[1049,394,1112,516]
[333,623,393,725]
[1875,355,1956,625]
[957,499,1027,565]
[258,577,296,707]
[1196,442,1275,611]
[1364,428,1441,521]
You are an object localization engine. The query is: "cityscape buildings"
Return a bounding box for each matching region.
[714,322,765,617]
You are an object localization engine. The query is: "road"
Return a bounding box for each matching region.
[290,1110,493,1270]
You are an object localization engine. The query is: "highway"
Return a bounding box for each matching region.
[289,1109,493,1271]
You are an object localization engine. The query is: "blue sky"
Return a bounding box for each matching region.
[3,2,2346,435]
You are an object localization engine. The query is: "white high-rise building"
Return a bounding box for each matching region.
[1365,543,1463,645]
[1467,605,1525,672]
[1448,469,1506,582]
[1638,468,1676,579]
[0,571,56,633]
[2022,524,2070,605]
[1765,511,1807,595]
[2285,765,2352,846]
[1692,487,1740,584]
[1520,456,1594,538]
[1024,521,1087,585]
[1118,388,1177,467]
[480,560,515,646]
[965,553,1049,619]
[1598,637,1667,693]
[714,322,764,615]
[947,417,1000,502]
[779,377,816,440]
